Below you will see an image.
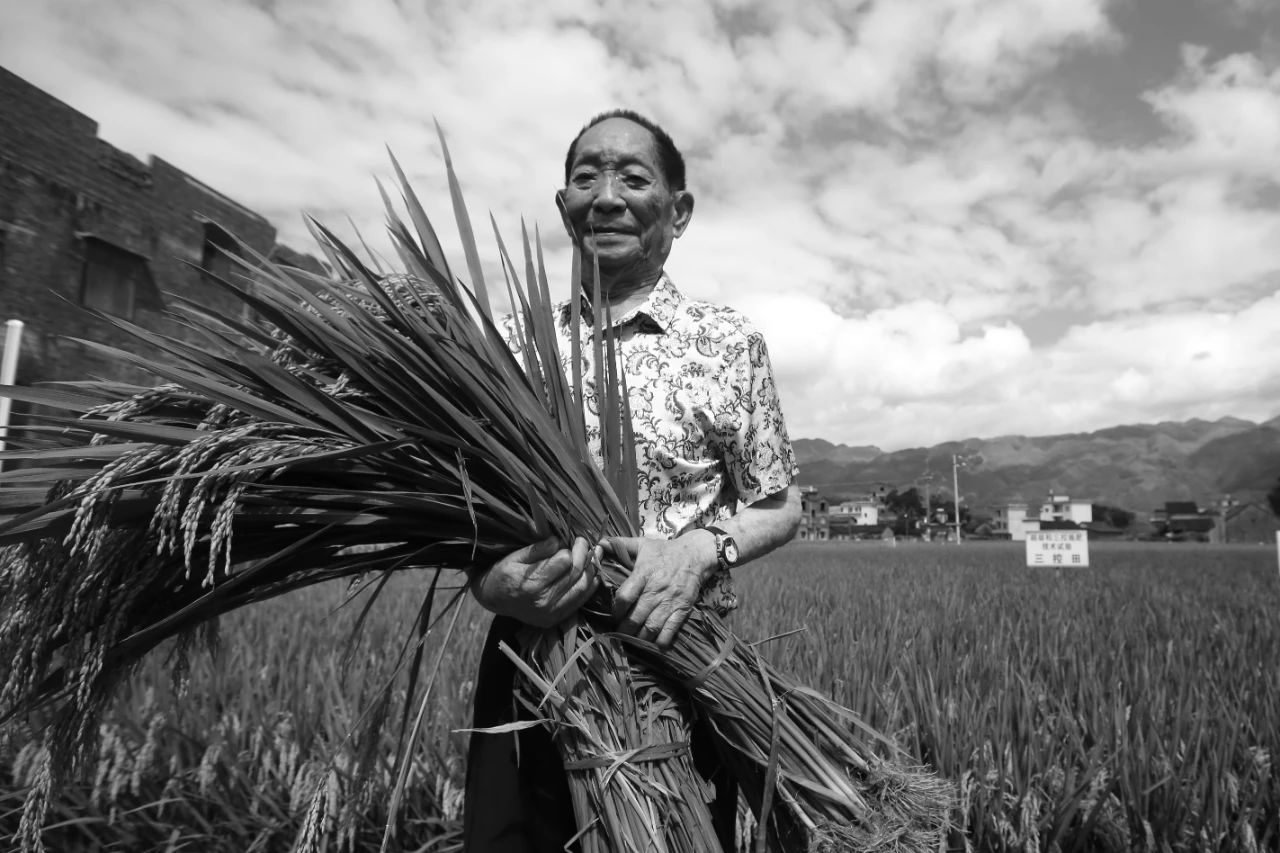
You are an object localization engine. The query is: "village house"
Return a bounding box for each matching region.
[0,66,319,400]
[1211,502,1277,544]
[797,487,830,541]
[990,502,1035,540]
[1040,493,1093,526]
[828,496,887,540]
[989,493,1095,541]
[1149,501,1216,541]
[795,488,897,541]
[830,497,879,526]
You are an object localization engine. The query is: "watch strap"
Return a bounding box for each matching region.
[703,525,737,570]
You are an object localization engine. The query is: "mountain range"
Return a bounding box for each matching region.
[793,414,1280,515]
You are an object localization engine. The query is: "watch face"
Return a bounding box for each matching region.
[722,538,739,565]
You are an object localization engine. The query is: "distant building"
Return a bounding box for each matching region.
[1040,494,1093,526]
[827,516,857,540]
[1212,502,1276,544]
[991,502,1038,540]
[1080,520,1127,539]
[831,498,879,527]
[827,496,891,541]
[991,493,1094,541]
[0,66,318,397]
[797,487,829,541]
[1150,501,1215,541]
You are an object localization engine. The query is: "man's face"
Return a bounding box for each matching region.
[558,118,692,283]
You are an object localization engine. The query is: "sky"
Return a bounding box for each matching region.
[3,0,1279,450]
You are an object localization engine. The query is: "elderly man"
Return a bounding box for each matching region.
[464,109,802,852]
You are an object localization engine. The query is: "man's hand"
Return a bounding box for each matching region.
[472,536,597,628]
[606,534,717,649]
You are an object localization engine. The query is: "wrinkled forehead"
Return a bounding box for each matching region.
[568,118,661,170]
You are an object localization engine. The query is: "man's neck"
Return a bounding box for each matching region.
[582,268,663,318]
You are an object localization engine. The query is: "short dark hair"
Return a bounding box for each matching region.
[563,109,687,191]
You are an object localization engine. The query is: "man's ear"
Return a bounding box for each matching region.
[555,190,576,241]
[671,191,695,238]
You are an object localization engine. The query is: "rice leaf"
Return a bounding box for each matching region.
[434,121,490,322]
[387,148,454,283]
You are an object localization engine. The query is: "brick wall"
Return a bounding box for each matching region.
[0,65,288,399]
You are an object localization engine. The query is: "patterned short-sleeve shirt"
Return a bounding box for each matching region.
[503,275,798,570]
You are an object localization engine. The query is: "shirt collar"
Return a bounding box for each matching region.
[560,274,683,334]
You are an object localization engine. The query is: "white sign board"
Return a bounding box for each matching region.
[1026,530,1090,567]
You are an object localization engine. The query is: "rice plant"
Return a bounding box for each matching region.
[741,541,1280,852]
[4,542,1273,851]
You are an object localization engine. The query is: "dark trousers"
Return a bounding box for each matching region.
[462,616,737,852]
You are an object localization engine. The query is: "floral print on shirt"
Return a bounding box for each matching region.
[502,276,798,615]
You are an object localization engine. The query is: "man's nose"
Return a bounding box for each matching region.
[591,173,626,210]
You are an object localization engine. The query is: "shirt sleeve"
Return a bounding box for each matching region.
[715,328,798,507]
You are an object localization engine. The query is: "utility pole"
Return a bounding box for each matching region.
[951,453,964,544]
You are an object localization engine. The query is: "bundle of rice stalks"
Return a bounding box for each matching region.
[602,565,953,851]
[0,135,950,852]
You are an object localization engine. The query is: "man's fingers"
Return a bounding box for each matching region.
[516,536,563,564]
[530,543,598,627]
[523,568,592,628]
[562,558,600,611]
[636,598,692,647]
[654,604,693,649]
[616,582,665,639]
[640,601,670,641]
[570,536,591,571]
[618,601,657,639]
[612,572,645,622]
[606,536,642,568]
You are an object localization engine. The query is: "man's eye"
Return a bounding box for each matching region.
[572,171,597,187]
[623,175,650,188]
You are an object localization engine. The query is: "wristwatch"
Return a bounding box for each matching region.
[703,526,740,571]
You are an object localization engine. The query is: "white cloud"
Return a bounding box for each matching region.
[933,0,1115,103]
[1037,290,1280,420]
[736,292,1035,440]
[1143,46,1280,175]
[3,0,1279,451]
